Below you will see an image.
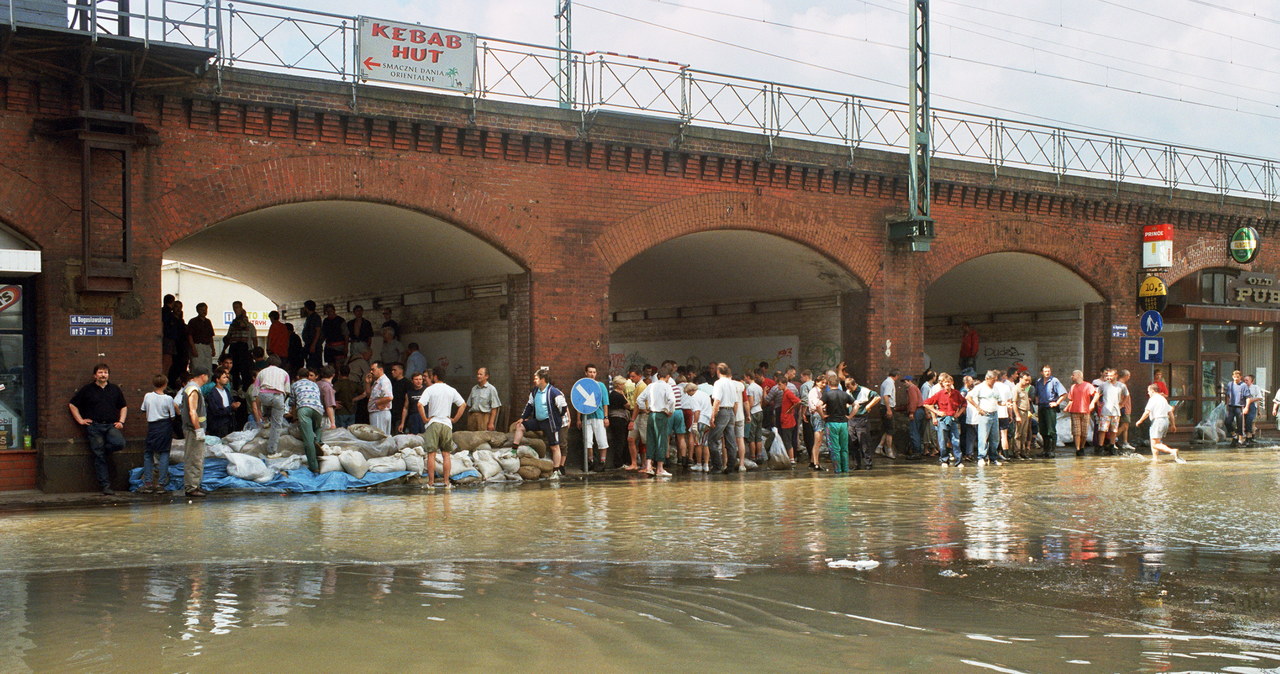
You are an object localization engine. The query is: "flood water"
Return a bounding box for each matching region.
[3,450,1280,672]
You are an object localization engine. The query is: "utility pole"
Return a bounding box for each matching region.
[889,0,935,252]
[555,0,573,109]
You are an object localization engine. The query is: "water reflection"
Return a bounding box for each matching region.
[0,450,1278,670]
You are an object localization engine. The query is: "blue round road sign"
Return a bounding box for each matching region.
[570,377,603,415]
[1140,310,1163,337]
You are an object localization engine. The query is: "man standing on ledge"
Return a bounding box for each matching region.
[466,367,502,431]
[69,363,128,494]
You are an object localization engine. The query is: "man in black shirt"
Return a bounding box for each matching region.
[301,300,322,369]
[320,303,349,366]
[389,363,408,433]
[68,363,128,494]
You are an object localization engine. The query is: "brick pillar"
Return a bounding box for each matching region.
[863,260,925,380]
[840,290,869,378]
[1082,302,1110,376]
[505,272,532,428]
[526,263,609,469]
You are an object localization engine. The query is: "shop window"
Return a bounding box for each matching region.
[1162,323,1195,361]
[1241,326,1274,388]
[1201,324,1238,353]
[0,284,26,449]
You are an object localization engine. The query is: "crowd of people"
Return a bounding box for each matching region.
[73,297,1209,495]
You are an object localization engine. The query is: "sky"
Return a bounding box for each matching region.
[283,0,1280,161]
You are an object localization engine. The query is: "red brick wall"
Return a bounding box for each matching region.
[0,450,36,491]
[1,63,1279,490]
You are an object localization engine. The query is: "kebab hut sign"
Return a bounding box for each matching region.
[357,17,476,92]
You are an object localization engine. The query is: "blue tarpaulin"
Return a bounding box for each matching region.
[129,458,418,493]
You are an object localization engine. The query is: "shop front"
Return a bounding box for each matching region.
[1159,268,1279,426]
[0,226,40,490]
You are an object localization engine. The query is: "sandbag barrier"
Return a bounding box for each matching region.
[130,427,566,494]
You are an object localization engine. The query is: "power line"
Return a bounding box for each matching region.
[575,1,1280,136]
[1092,0,1280,53]
[1181,0,1280,26]
[590,0,1280,124]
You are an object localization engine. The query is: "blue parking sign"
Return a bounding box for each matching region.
[1139,337,1164,364]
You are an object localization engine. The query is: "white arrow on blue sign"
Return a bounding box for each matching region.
[1139,337,1164,364]
[570,377,604,416]
[1140,310,1163,337]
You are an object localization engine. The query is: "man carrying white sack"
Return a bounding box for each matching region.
[418,366,467,488]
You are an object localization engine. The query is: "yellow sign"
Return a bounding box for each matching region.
[1138,276,1167,297]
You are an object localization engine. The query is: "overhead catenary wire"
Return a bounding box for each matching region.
[576,0,1280,134]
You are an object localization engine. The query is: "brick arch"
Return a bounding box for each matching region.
[0,163,72,247]
[921,217,1118,302]
[146,154,546,269]
[595,191,876,286]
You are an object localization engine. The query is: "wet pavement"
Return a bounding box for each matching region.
[1,447,1279,672]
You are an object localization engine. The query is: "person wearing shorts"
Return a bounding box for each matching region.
[684,382,713,472]
[1065,369,1098,457]
[514,368,569,477]
[575,364,611,472]
[807,375,828,471]
[1096,369,1126,455]
[1136,383,1184,463]
[419,367,466,487]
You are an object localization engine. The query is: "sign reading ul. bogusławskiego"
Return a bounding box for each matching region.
[357,17,476,92]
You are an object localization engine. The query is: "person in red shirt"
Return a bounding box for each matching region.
[779,383,801,462]
[1152,369,1170,397]
[959,322,980,373]
[1066,369,1100,456]
[923,373,967,466]
[267,310,289,361]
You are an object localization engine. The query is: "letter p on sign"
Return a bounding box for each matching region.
[1139,337,1164,364]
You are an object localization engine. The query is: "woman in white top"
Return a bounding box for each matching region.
[1135,383,1184,463]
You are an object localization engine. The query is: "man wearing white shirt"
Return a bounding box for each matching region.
[365,360,394,435]
[966,370,1004,466]
[639,365,676,478]
[706,364,742,472]
[684,382,714,472]
[993,370,1016,462]
[418,366,467,487]
[877,370,899,458]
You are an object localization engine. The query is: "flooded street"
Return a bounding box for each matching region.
[3,450,1280,672]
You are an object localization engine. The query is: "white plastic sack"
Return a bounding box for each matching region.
[205,441,229,460]
[497,454,521,474]
[348,424,387,442]
[743,459,759,470]
[266,455,304,472]
[394,434,425,450]
[453,450,473,467]
[240,437,268,458]
[339,450,369,479]
[516,446,540,460]
[366,456,408,473]
[275,435,305,456]
[226,452,274,483]
[448,456,472,477]
[318,455,343,473]
[401,451,425,475]
[321,428,360,444]
[371,437,400,457]
[766,428,790,469]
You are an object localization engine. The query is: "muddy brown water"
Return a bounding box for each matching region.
[2,450,1279,672]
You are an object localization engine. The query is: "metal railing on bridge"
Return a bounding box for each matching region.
[5,0,1277,203]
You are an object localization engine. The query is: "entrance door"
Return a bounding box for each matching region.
[1199,356,1237,421]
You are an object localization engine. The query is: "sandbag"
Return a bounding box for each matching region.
[497,454,520,474]
[477,430,508,447]
[321,428,360,444]
[743,458,759,470]
[515,446,540,460]
[240,437,268,458]
[517,465,542,480]
[339,450,369,479]
[318,455,343,473]
[205,440,230,460]
[473,450,501,479]
[449,457,473,477]
[402,451,425,475]
[274,435,305,456]
[520,456,554,473]
[348,423,387,442]
[394,434,424,450]
[474,442,493,454]
[766,428,791,470]
[371,437,400,457]
[288,423,304,440]
[266,454,304,472]
[367,456,408,473]
[453,470,483,485]
[453,450,473,467]
[226,452,274,483]
[224,429,257,447]
[523,437,548,457]
[451,431,487,453]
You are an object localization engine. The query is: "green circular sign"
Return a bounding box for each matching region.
[1229,226,1260,264]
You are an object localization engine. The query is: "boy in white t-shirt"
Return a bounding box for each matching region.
[140,374,178,493]
[1135,383,1184,463]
